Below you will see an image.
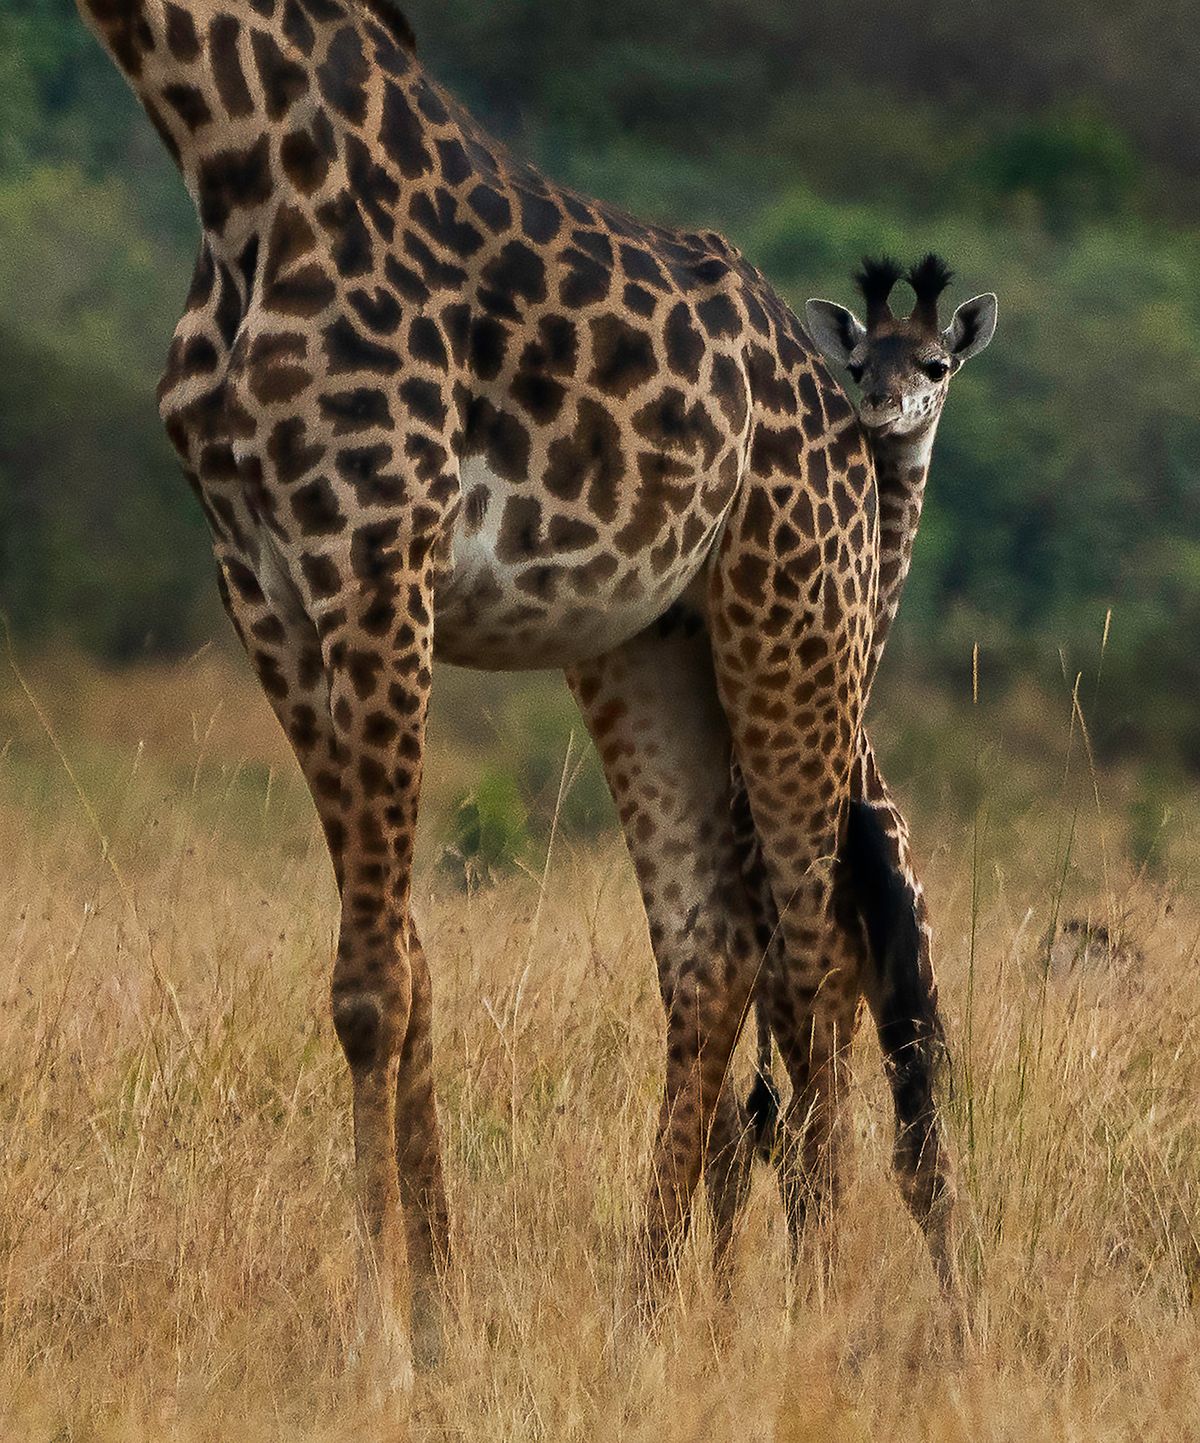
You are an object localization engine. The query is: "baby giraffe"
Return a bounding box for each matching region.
[741,254,996,1297]
[806,254,997,669]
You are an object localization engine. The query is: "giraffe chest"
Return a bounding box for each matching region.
[433,455,731,669]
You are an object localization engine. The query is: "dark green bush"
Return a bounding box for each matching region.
[444,769,530,887]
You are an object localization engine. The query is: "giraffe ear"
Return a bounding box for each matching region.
[804,300,866,370]
[944,294,998,367]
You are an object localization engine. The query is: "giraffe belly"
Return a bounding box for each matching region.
[433,457,721,670]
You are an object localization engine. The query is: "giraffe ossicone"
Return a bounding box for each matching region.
[74,0,986,1375]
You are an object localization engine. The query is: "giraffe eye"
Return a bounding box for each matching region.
[847,362,864,384]
[922,359,950,381]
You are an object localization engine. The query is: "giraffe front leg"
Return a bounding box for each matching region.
[707,423,877,1294]
[321,566,441,1397]
[216,547,451,1374]
[567,613,761,1308]
[212,308,461,1385]
[212,553,346,875]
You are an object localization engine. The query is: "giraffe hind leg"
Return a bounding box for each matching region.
[729,762,783,1162]
[567,619,761,1307]
[704,1085,755,1282]
[763,940,863,1263]
[735,758,963,1310]
[731,752,867,1262]
[705,411,891,1271]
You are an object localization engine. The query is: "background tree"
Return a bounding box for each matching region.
[2,0,1198,759]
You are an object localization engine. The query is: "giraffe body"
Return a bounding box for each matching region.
[74,0,980,1380]
[435,447,737,670]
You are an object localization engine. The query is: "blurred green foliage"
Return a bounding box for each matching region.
[2,0,1199,766]
[446,769,530,887]
[438,678,617,881]
[499,685,615,841]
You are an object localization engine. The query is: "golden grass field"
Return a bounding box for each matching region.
[3,649,1200,1440]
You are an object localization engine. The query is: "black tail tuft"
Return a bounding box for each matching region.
[747,1068,782,1160]
[843,798,948,1114]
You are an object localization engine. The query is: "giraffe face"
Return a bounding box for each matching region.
[805,285,997,438]
[842,321,954,437]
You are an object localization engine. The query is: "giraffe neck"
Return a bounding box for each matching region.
[76,1,414,256]
[867,418,937,687]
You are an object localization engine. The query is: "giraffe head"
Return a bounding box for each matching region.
[805,255,997,439]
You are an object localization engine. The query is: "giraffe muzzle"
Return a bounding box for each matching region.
[858,401,904,432]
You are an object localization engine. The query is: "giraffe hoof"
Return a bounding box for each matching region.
[346,1322,414,1409]
[346,1286,414,1401]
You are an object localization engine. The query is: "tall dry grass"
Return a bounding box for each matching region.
[3,653,1200,1440]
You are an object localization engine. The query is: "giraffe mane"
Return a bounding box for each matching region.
[356,0,417,53]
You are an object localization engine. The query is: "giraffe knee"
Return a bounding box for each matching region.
[332,981,416,1071]
[333,992,388,1070]
[333,965,412,1074]
[332,897,417,1071]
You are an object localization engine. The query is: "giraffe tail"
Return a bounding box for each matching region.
[841,799,948,1095]
[747,998,781,1160]
[745,799,948,1165]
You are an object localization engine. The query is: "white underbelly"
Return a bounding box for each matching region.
[433,457,721,670]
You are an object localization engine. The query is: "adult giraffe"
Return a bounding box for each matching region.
[75,0,973,1379]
